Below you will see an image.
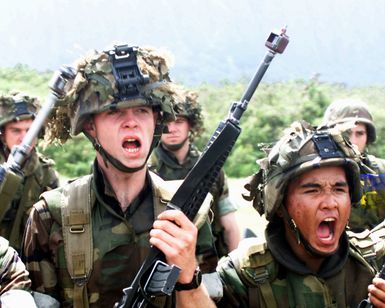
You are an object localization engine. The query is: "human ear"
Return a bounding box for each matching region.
[83,118,96,137]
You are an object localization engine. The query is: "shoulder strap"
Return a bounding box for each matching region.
[149,171,212,228]
[8,176,35,249]
[229,237,278,308]
[43,174,94,308]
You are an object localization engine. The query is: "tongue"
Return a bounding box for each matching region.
[123,141,137,149]
[317,222,331,238]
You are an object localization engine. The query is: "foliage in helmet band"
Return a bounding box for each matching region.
[46,45,179,144]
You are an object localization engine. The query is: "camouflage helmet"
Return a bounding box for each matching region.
[172,87,204,137]
[47,45,179,144]
[246,121,362,221]
[321,99,376,144]
[0,92,40,128]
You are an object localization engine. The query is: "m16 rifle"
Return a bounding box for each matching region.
[114,26,289,308]
[0,67,76,222]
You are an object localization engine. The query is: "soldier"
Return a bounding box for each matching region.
[321,99,385,231]
[0,236,36,307]
[212,121,385,307]
[0,92,59,251]
[23,45,217,307]
[149,88,240,257]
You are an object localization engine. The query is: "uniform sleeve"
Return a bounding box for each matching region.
[0,237,31,294]
[217,171,238,217]
[22,200,59,298]
[216,255,249,308]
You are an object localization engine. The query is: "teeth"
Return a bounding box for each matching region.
[126,138,136,142]
[324,218,335,222]
[126,148,139,153]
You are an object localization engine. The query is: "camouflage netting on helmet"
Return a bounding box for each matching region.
[46,46,181,144]
[320,98,376,144]
[244,121,363,221]
[171,85,204,139]
[0,92,40,127]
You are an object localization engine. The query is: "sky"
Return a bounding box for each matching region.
[1,0,385,86]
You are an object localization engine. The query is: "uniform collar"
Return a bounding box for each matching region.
[266,219,349,279]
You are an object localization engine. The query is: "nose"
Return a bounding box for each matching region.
[319,192,338,210]
[122,109,138,128]
[167,122,177,133]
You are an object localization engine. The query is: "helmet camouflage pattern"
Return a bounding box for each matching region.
[245,121,362,221]
[47,45,180,144]
[0,92,40,127]
[172,86,204,137]
[321,99,376,144]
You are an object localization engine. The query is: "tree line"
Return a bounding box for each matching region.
[1,65,384,179]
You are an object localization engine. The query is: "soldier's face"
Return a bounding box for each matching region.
[284,166,351,255]
[161,116,190,147]
[348,123,367,153]
[3,119,35,151]
[86,106,157,170]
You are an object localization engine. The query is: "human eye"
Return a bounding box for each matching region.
[136,107,151,115]
[106,109,120,116]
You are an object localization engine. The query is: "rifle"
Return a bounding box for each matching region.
[0,67,76,222]
[114,26,289,308]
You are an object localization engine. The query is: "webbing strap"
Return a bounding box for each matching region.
[259,282,277,308]
[61,175,93,308]
[9,176,34,248]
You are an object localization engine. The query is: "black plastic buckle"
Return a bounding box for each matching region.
[312,132,343,159]
[14,101,30,117]
[108,45,150,100]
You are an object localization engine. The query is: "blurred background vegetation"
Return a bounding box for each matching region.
[1,65,384,179]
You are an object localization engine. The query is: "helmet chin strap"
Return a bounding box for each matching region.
[83,121,164,173]
[280,205,333,258]
[162,136,189,152]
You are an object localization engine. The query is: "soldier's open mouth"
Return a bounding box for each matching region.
[317,218,335,240]
[122,138,141,153]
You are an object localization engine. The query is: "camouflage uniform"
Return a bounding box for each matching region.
[150,143,237,257]
[23,45,217,307]
[321,99,385,231]
[215,121,385,307]
[23,162,216,307]
[0,93,59,251]
[0,236,31,294]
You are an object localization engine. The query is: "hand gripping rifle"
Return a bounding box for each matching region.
[358,262,385,308]
[114,27,289,308]
[0,67,76,222]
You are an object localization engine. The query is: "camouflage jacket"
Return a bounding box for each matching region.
[0,149,59,251]
[23,161,217,307]
[216,221,379,308]
[149,143,237,257]
[0,236,31,294]
[349,153,385,232]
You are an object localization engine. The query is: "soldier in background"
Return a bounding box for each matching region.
[149,87,240,257]
[321,99,385,231]
[0,93,59,251]
[212,121,385,307]
[23,45,216,307]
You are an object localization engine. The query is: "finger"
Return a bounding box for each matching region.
[153,215,197,241]
[150,227,188,252]
[369,283,385,307]
[157,210,196,232]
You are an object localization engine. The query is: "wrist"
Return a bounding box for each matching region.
[175,267,202,291]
